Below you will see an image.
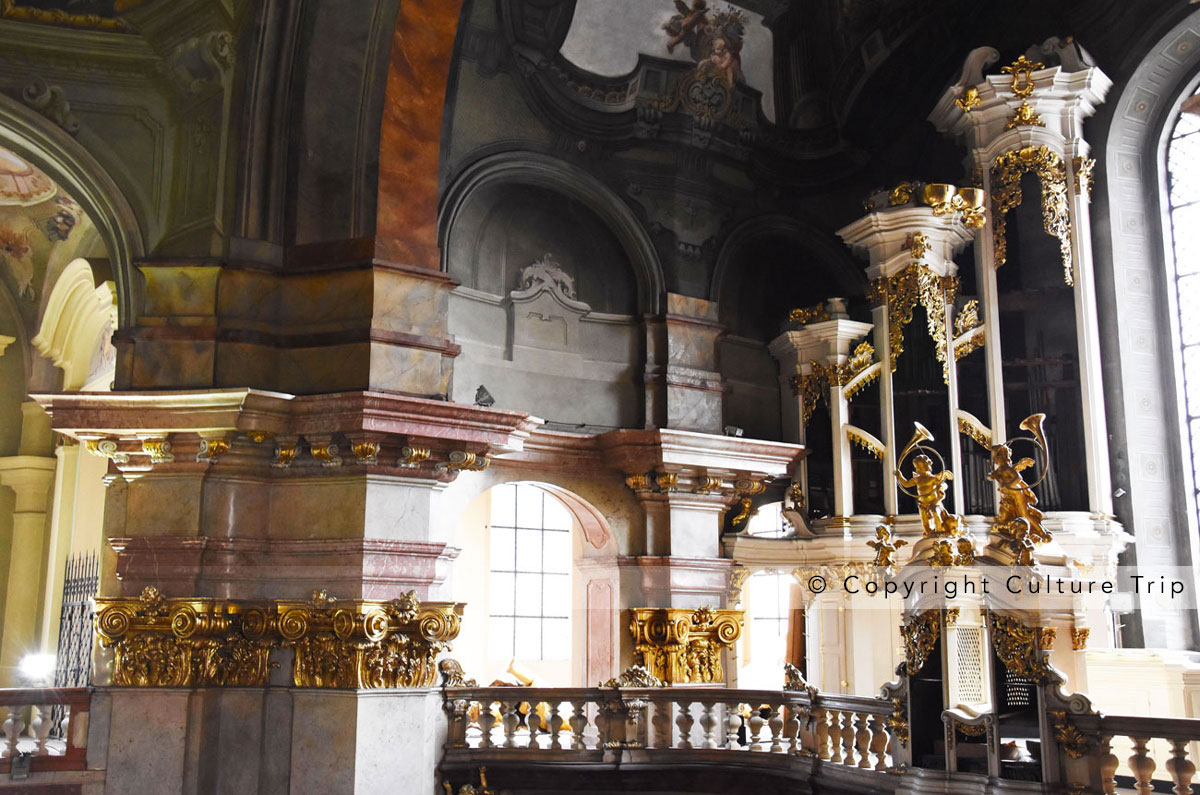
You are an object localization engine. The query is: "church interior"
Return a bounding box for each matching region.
[1,0,1200,793]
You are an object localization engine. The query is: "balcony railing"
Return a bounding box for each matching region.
[1064,712,1200,794]
[0,687,91,774]
[442,684,900,789]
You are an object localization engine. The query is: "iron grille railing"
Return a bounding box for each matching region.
[51,552,97,736]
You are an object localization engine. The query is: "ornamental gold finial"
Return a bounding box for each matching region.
[1001,55,1043,98]
[987,412,1051,547]
[955,86,981,114]
[895,423,960,539]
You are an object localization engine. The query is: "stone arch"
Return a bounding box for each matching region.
[32,258,116,391]
[1091,8,1200,648]
[0,94,143,330]
[711,214,867,340]
[439,152,666,315]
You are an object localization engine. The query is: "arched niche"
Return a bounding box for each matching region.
[446,181,638,314]
[33,258,116,392]
[440,152,665,315]
[712,215,868,441]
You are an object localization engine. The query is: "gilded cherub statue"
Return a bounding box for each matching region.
[895,423,961,539]
[988,413,1051,545]
[896,454,960,538]
[867,524,908,569]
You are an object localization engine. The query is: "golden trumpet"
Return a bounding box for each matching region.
[897,422,935,466]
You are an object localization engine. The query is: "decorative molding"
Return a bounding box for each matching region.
[868,264,959,381]
[900,611,940,675]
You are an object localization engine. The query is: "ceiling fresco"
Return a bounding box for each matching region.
[560,0,776,121]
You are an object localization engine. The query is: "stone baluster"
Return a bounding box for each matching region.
[478,702,496,749]
[1098,734,1119,795]
[549,702,564,750]
[501,702,520,748]
[32,705,52,756]
[769,705,785,753]
[568,701,588,750]
[700,702,718,750]
[1167,738,1195,795]
[870,714,889,771]
[856,712,873,769]
[526,702,540,750]
[815,709,832,761]
[748,707,766,751]
[829,711,844,763]
[725,703,742,750]
[3,707,25,759]
[842,710,857,766]
[676,700,695,750]
[785,706,801,755]
[651,698,672,749]
[1129,736,1156,795]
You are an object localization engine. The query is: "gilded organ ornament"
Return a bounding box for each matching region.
[990,145,1074,285]
[895,423,961,539]
[629,606,743,684]
[984,611,1053,683]
[901,611,941,675]
[868,264,958,382]
[987,413,1051,546]
[867,524,908,570]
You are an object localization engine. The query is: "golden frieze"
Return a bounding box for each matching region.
[991,145,1073,286]
[95,586,464,689]
[629,606,743,684]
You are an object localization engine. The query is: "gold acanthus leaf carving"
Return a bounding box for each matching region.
[991,145,1074,286]
[1072,156,1096,199]
[629,607,743,684]
[1005,100,1044,130]
[95,587,274,688]
[985,611,1053,683]
[901,611,941,675]
[94,587,464,689]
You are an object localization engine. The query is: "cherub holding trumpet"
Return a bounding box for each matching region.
[895,423,960,539]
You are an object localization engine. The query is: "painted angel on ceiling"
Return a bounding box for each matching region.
[662,1,747,85]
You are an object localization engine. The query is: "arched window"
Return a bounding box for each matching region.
[1165,87,1200,532]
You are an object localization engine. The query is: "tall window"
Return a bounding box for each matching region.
[488,483,572,661]
[1166,89,1200,530]
[740,571,798,688]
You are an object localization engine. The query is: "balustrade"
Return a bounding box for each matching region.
[442,685,896,777]
[0,687,90,774]
[1053,713,1200,794]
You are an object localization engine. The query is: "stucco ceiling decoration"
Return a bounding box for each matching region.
[0,146,56,207]
[0,0,155,33]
